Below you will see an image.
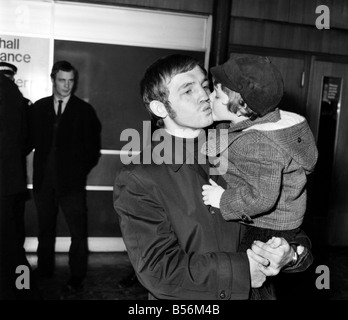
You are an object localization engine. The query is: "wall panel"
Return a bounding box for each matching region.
[231,0,290,22]
[230,18,348,56]
[231,0,348,29]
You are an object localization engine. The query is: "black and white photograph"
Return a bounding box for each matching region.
[0,0,347,307]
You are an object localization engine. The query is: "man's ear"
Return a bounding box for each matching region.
[149,100,168,118]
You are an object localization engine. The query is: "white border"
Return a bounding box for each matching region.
[27,149,140,191]
[101,149,141,155]
[26,184,113,191]
[24,237,126,252]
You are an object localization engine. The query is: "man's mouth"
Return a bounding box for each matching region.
[203,105,211,113]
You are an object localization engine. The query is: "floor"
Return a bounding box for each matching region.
[26,252,148,300]
[25,245,348,300]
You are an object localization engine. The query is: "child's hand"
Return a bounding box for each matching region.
[265,237,304,255]
[266,237,283,249]
[202,179,225,208]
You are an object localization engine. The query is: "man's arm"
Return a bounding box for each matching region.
[283,228,313,273]
[24,97,36,155]
[113,167,252,300]
[82,104,102,173]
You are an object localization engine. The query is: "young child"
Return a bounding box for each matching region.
[201,54,318,299]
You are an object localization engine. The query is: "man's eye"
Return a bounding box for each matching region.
[185,89,192,94]
[203,84,209,89]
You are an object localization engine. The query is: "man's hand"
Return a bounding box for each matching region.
[247,249,267,288]
[250,237,296,276]
[202,179,225,208]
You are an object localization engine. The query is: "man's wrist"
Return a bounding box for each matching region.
[287,244,298,267]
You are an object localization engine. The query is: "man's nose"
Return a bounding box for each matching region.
[199,86,209,99]
[200,94,210,104]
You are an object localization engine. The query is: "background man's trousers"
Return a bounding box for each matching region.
[33,174,88,281]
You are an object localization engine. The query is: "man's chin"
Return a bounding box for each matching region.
[212,114,221,122]
[204,118,214,128]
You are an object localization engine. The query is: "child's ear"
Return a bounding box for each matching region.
[149,100,168,118]
[236,103,249,117]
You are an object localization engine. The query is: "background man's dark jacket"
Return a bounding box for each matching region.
[29,95,101,194]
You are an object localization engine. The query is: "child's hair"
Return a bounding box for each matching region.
[214,79,258,121]
[210,54,284,117]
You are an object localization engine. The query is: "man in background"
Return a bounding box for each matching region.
[28,60,101,293]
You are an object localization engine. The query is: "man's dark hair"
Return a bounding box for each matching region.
[50,60,79,91]
[140,54,206,128]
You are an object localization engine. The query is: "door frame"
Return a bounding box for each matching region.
[306,56,348,246]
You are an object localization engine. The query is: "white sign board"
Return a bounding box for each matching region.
[0,35,51,102]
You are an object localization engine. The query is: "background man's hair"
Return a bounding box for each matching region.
[50,60,79,92]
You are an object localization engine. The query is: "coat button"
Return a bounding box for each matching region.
[298,137,302,143]
[220,290,226,299]
[210,207,216,215]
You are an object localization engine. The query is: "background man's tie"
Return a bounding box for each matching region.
[57,100,63,116]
